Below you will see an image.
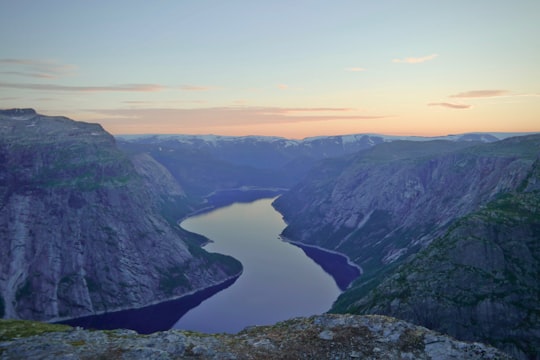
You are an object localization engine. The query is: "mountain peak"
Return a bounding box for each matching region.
[0,109,113,145]
[0,108,37,120]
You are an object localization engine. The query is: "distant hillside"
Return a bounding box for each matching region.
[274,136,539,272]
[116,131,509,203]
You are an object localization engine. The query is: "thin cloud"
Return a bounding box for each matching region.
[259,107,354,114]
[0,71,56,79]
[0,82,166,92]
[122,99,207,106]
[180,85,214,91]
[345,67,366,72]
[0,58,77,79]
[277,84,289,90]
[123,100,153,104]
[428,102,471,109]
[93,106,387,128]
[393,54,438,64]
[513,92,540,98]
[450,89,510,98]
[0,96,19,100]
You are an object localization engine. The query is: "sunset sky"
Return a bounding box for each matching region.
[1,0,539,138]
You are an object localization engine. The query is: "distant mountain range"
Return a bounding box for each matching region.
[118,131,529,146]
[115,131,526,204]
[116,131,519,170]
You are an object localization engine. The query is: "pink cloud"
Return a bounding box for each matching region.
[277,84,289,89]
[0,58,77,79]
[259,107,354,114]
[393,54,438,64]
[450,90,510,98]
[0,71,56,79]
[91,107,387,132]
[428,102,472,109]
[0,82,166,92]
[180,85,214,91]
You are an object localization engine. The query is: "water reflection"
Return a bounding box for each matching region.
[174,198,355,333]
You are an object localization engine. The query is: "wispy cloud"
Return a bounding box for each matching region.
[122,99,207,106]
[0,71,56,79]
[345,67,366,72]
[393,54,438,64]
[277,84,289,90]
[0,82,166,92]
[0,58,77,79]
[257,107,354,115]
[180,85,214,91]
[91,107,387,131]
[428,102,471,109]
[123,100,153,105]
[450,89,509,98]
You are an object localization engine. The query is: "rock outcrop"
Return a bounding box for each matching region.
[342,189,540,360]
[0,109,241,321]
[0,314,512,359]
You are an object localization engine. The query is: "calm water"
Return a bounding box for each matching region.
[173,197,349,333]
[60,196,359,334]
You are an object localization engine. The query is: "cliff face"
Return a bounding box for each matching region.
[346,189,540,360]
[0,314,512,359]
[274,137,539,272]
[274,135,540,359]
[0,109,241,321]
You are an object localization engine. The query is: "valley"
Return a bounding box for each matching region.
[0,109,538,359]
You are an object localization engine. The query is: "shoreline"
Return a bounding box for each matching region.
[53,192,355,330]
[280,236,364,276]
[179,187,289,222]
[50,272,242,326]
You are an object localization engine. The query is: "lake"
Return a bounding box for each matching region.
[173,197,358,333]
[60,196,360,334]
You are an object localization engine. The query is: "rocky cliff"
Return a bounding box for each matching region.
[0,109,241,321]
[274,137,539,273]
[273,135,540,359]
[0,314,512,359]
[344,188,540,360]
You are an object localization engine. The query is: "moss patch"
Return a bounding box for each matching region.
[0,319,72,341]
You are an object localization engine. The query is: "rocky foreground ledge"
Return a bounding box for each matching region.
[0,314,511,359]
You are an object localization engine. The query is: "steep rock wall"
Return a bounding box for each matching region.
[346,189,540,360]
[0,109,241,321]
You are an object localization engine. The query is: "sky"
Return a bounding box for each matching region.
[0,0,539,139]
